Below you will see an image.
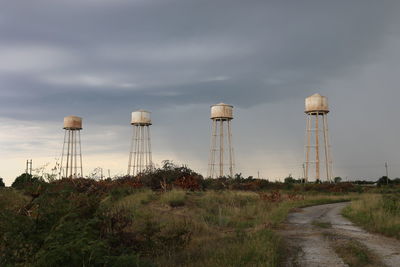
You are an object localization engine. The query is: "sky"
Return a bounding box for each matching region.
[1,0,400,185]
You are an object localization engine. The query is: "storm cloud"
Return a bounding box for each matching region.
[1,0,400,184]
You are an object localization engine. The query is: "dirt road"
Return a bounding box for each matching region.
[279,202,400,267]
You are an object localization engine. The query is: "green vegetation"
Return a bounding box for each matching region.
[343,194,400,239]
[0,179,352,266]
[4,162,395,266]
[160,189,186,207]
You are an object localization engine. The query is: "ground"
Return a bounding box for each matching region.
[279,202,400,267]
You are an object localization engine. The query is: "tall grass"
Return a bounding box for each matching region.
[160,190,186,207]
[343,194,400,239]
[103,190,352,266]
[0,186,353,266]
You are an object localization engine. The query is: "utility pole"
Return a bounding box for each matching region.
[302,163,306,183]
[257,171,260,179]
[25,159,32,176]
[385,162,389,185]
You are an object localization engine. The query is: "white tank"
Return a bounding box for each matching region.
[211,103,233,119]
[305,94,329,113]
[131,110,152,125]
[63,116,82,130]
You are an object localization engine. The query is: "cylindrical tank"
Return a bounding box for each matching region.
[131,110,152,125]
[305,94,329,113]
[211,103,233,119]
[63,116,82,130]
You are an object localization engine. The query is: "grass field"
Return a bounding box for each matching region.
[0,184,354,267]
[342,193,400,240]
[129,190,351,266]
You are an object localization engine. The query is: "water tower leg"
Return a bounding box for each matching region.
[141,126,145,173]
[227,120,233,177]
[323,114,332,182]
[65,130,71,178]
[74,131,78,178]
[219,120,224,177]
[147,125,153,171]
[322,114,330,182]
[305,115,311,182]
[208,119,217,178]
[127,126,134,176]
[143,126,146,173]
[315,114,320,182]
[60,130,67,179]
[134,126,140,176]
[78,131,83,177]
[70,131,75,178]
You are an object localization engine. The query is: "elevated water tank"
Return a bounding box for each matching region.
[305,93,329,113]
[211,103,233,120]
[63,116,82,130]
[131,110,152,125]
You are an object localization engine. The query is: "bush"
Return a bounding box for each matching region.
[11,173,44,190]
[140,161,203,191]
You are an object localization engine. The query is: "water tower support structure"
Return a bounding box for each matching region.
[304,94,333,182]
[128,110,153,177]
[208,103,235,178]
[60,116,83,179]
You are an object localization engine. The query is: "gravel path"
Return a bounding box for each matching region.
[279,202,400,267]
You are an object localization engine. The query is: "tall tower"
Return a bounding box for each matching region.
[208,103,235,178]
[127,110,153,177]
[60,116,83,178]
[304,94,333,182]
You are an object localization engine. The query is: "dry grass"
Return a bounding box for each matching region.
[103,190,353,266]
[1,187,354,266]
[343,194,400,239]
[332,239,383,267]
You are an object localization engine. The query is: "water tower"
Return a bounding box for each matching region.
[207,103,235,178]
[60,116,83,178]
[304,94,333,182]
[127,110,153,176]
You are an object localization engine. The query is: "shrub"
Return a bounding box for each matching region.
[140,161,203,190]
[11,173,44,190]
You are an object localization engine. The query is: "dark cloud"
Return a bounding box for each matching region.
[1,0,400,182]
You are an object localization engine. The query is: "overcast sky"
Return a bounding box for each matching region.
[1,0,400,185]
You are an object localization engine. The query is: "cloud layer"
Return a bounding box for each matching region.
[1,1,400,184]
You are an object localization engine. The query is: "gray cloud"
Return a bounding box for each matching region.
[1,0,400,183]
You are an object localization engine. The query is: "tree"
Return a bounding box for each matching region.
[392,178,400,184]
[284,175,296,184]
[334,177,342,183]
[0,177,5,187]
[377,176,391,186]
[11,173,42,189]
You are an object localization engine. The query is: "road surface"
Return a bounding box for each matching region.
[279,202,400,267]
